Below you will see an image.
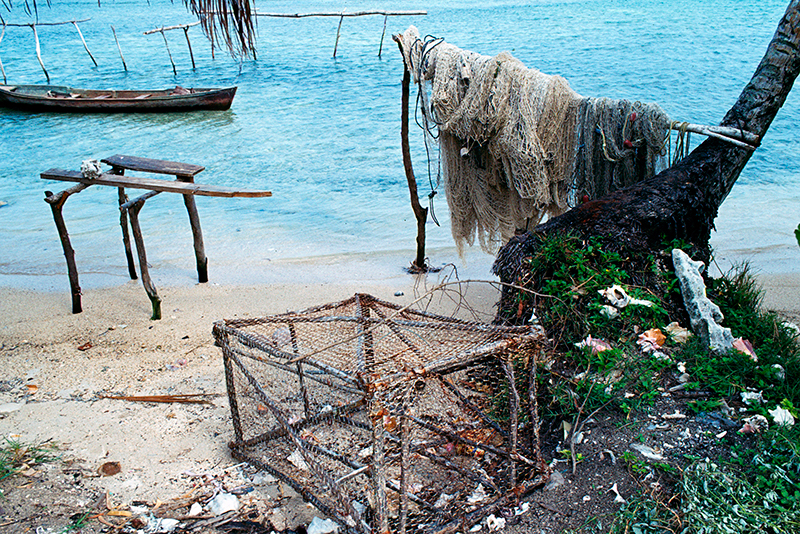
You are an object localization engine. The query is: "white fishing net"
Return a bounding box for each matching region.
[399,26,670,254]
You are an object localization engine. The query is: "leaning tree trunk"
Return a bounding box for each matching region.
[494,0,800,323]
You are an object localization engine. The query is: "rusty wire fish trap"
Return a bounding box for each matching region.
[213,293,548,533]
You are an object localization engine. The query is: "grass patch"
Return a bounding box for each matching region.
[0,437,61,481]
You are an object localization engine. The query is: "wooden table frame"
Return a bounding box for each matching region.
[42,155,271,319]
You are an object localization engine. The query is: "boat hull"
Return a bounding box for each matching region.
[0,85,237,112]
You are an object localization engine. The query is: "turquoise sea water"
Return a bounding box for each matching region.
[0,0,798,290]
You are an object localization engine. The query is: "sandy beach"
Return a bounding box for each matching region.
[0,250,798,532]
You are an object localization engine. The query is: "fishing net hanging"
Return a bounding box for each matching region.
[398,26,671,254]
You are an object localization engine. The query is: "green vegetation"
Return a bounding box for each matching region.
[0,437,61,481]
[509,232,800,533]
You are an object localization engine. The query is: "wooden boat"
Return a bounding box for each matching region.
[0,84,236,112]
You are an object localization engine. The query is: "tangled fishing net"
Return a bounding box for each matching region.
[398,26,671,254]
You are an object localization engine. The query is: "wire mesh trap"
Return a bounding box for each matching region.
[213,293,548,534]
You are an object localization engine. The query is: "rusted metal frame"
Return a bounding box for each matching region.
[226,314,528,334]
[528,353,544,465]
[434,374,508,438]
[370,306,425,360]
[215,324,362,388]
[123,192,162,320]
[227,448,361,534]
[399,386,410,534]
[342,415,501,494]
[354,294,372,373]
[216,327,245,442]
[228,353,367,532]
[225,344,363,396]
[236,398,367,448]
[370,398,389,533]
[289,323,312,418]
[500,359,520,488]
[43,183,92,314]
[402,412,532,465]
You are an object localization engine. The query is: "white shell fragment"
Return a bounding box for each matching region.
[288,449,311,471]
[598,284,654,308]
[768,406,796,427]
[208,492,239,516]
[467,483,488,504]
[307,517,340,534]
[80,159,102,179]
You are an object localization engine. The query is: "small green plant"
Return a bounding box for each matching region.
[0,437,60,481]
[687,398,722,415]
[621,450,650,475]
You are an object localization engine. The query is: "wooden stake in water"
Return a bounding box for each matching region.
[111,25,127,71]
[160,30,177,75]
[31,24,50,83]
[333,12,344,58]
[0,25,6,84]
[183,27,196,69]
[378,15,387,58]
[72,21,97,67]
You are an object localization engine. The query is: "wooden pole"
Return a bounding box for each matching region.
[378,15,387,58]
[254,10,427,18]
[160,30,177,75]
[31,24,49,83]
[182,193,208,283]
[143,21,201,35]
[107,164,138,279]
[333,13,345,58]
[71,21,97,67]
[175,177,208,283]
[396,38,429,271]
[183,27,196,69]
[0,25,7,84]
[126,197,162,320]
[111,25,127,71]
[44,184,91,314]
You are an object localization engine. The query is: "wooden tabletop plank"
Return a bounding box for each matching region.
[41,169,272,198]
[101,154,205,177]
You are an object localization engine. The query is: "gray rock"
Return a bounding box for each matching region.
[544,469,566,490]
[672,249,734,353]
[0,402,23,414]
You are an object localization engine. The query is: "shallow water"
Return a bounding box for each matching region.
[0,0,797,290]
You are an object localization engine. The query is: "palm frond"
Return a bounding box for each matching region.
[183,0,256,57]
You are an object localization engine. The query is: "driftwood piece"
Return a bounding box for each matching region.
[111,25,127,71]
[41,169,272,197]
[0,25,7,84]
[127,196,162,320]
[177,176,209,283]
[396,37,428,271]
[44,184,92,313]
[494,1,800,323]
[31,24,49,82]
[71,21,97,67]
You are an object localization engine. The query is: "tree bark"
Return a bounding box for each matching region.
[494,1,800,321]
